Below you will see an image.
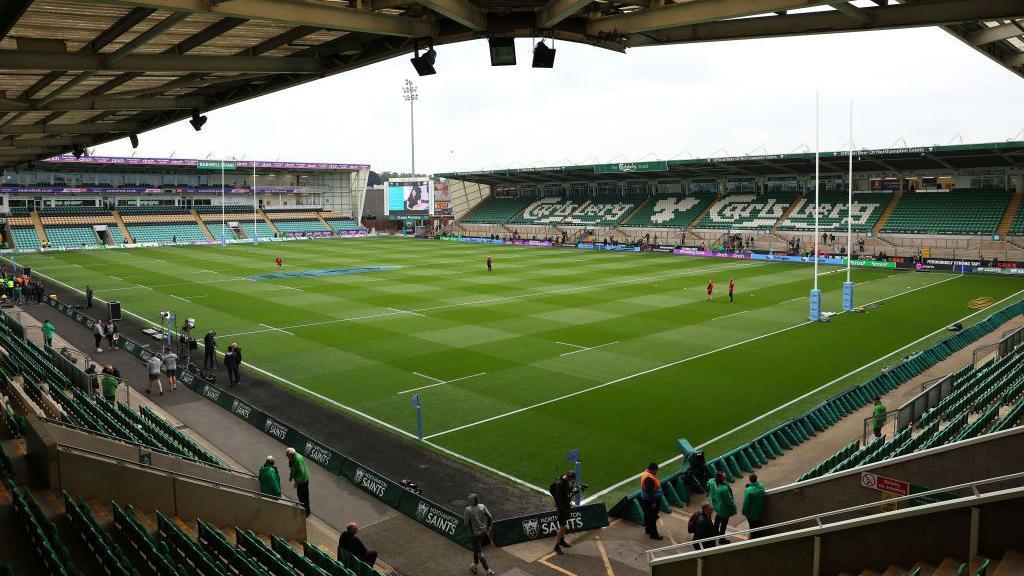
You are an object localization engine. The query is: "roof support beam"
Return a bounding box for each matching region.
[0,0,32,40]
[630,0,1024,45]
[0,97,204,112]
[0,122,139,135]
[1004,51,1024,68]
[86,0,434,38]
[965,20,1023,46]
[0,137,81,148]
[539,0,595,28]
[416,0,486,30]
[588,0,824,37]
[0,50,326,73]
[826,1,870,24]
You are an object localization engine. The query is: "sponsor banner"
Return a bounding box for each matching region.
[976,267,1024,275]
[492,503,609,547]
[577,243,642,252]
[399,491,473,548]
[43,154,369,171]
[457,237,504,244]
[339,461,405,507]
[650,246,675,253]
[848,259,896,269]
[674,249,752,260]
[750,253,846,266]
[509,240,553,247]
[593,161,668,174]
[285,231,335,238]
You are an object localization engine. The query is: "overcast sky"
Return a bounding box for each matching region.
[92,24,1024,174]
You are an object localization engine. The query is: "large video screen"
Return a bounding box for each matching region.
[387,180,432,215]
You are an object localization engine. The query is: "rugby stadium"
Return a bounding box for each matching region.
[2,2,1024,576]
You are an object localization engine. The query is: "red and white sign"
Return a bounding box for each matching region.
[861,472,909,496]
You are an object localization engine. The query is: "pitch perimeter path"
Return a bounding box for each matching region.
[14,237,1024,497]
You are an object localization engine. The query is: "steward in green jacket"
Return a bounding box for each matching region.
[286,448,311,517]
[742,474,766,537]
[872,398,887,438]
[259,456,281,498]
[705,471,736,541]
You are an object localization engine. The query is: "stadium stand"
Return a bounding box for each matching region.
[509,196,580,225]
[125,223,208,244]
[881,189,1011,235]
[10,226,41,249]
[42,227,100,248]
[560,194,643,226]
[461,196,534,224]
[696,192,797,230]
[265,211,330,235]
[1009,201,1024,236]
[38,207,109,216]
[238,222,277,239]
[326,218,365,232]
[778,192,890,232]
[620,193,716,228]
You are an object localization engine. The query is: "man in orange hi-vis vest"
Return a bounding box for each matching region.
[640,463,664,540]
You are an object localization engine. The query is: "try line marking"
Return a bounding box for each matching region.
[8,256,550,497]
[424,274,961,442]
[399,371,487,395]
[260,323,295,337]
[583,277,1022,503]
[555,341,620,356]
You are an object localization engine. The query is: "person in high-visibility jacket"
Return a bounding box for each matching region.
[639,463,664,540]
[872,397,887,438]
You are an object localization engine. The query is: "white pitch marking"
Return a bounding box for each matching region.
[555,341,587,349]
[559,341,620,356]
[259,323,295,337]
[399,372,487,395]
[781,296,806,304]
[387,307,425,317]
[169,294,190,302]
[712,310,749,321]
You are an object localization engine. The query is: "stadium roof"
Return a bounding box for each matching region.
[437,141,1024,185]
[1,1,1022,170]
[33,154,369,171]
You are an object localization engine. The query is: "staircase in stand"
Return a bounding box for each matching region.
[997,191,1022,238]
[872,191,903,234]
[770,192,804,234]
[29,211,48,247]
[191,209,216,240]
[111,211,134,243]
[259,209,280,236]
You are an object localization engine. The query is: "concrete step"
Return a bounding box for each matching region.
[933,557,964,576]
[992,549,1024,576]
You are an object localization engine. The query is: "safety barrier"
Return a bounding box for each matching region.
[610,298,1024,522]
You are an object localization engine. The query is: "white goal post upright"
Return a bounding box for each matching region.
[809,91,822,322]
[843,100,855,312]
[253,163,259,246]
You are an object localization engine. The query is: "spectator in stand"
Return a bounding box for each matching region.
[706,471,736,544]
[338,523,377,568]
[41,319,56,348]
[690,503,717,550]
[639,463,664,540]
[92,320,104,353]
[85,285,94,308]
[100,366,119,403]
[464,494,494,575]
[286,447,311,517]
[872,397,887,438]
[258,455,281,498]
[33,281,44,305]
[742,474,766,538]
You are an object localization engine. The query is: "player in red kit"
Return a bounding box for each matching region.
[275,256,282,269]
[707,279,714,302]
[728,279,735,303]
[486,256,492,272]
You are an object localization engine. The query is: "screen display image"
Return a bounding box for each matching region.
[387,181,431,213]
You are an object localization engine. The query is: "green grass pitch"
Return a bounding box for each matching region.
[12,238,1024,503]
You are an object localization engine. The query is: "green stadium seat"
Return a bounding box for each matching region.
[778,192,890,232]
[126,224,208,244]
[697,192,797,230]
[462,196,535,224]
[11,227,41,249]
[882,189,1011,235]
[621,193,715,228]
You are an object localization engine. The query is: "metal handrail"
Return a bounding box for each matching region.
[38,414,247,477]
[56,442,304,509]
[646,469,1024,563]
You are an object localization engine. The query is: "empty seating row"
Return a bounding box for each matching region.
[697,192,798,230]
[239,222,276,239]
[64,492,134,576]
[117,206,189,215]
[462,196,535,224]
[882,189,1011,235]
[126,224,208,243]
[39,207,110,216]
[621,193,716,228]
[265,210,322,220]
[1010,200,1024,236]
[10,227,41,249]
[778,192,890,232]
[6,479,76,576]
[326,219,364,232]
[273,220,329,234]
[43,227,100,248]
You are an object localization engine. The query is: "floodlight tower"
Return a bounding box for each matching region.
[403,79,418,175]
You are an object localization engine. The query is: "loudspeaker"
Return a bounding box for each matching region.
[488,38,516,66]
[532,41,556,68]
[108,301,122,321]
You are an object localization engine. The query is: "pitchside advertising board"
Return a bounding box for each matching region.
[492,503,609,546]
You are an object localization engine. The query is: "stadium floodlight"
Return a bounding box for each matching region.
[129,133,139,149]
[189,108,208,131]
[72,145,85,159]
[403,79,418,174]
[410,41,437,76]
[532,40,556,68]
[488,38,516,66]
